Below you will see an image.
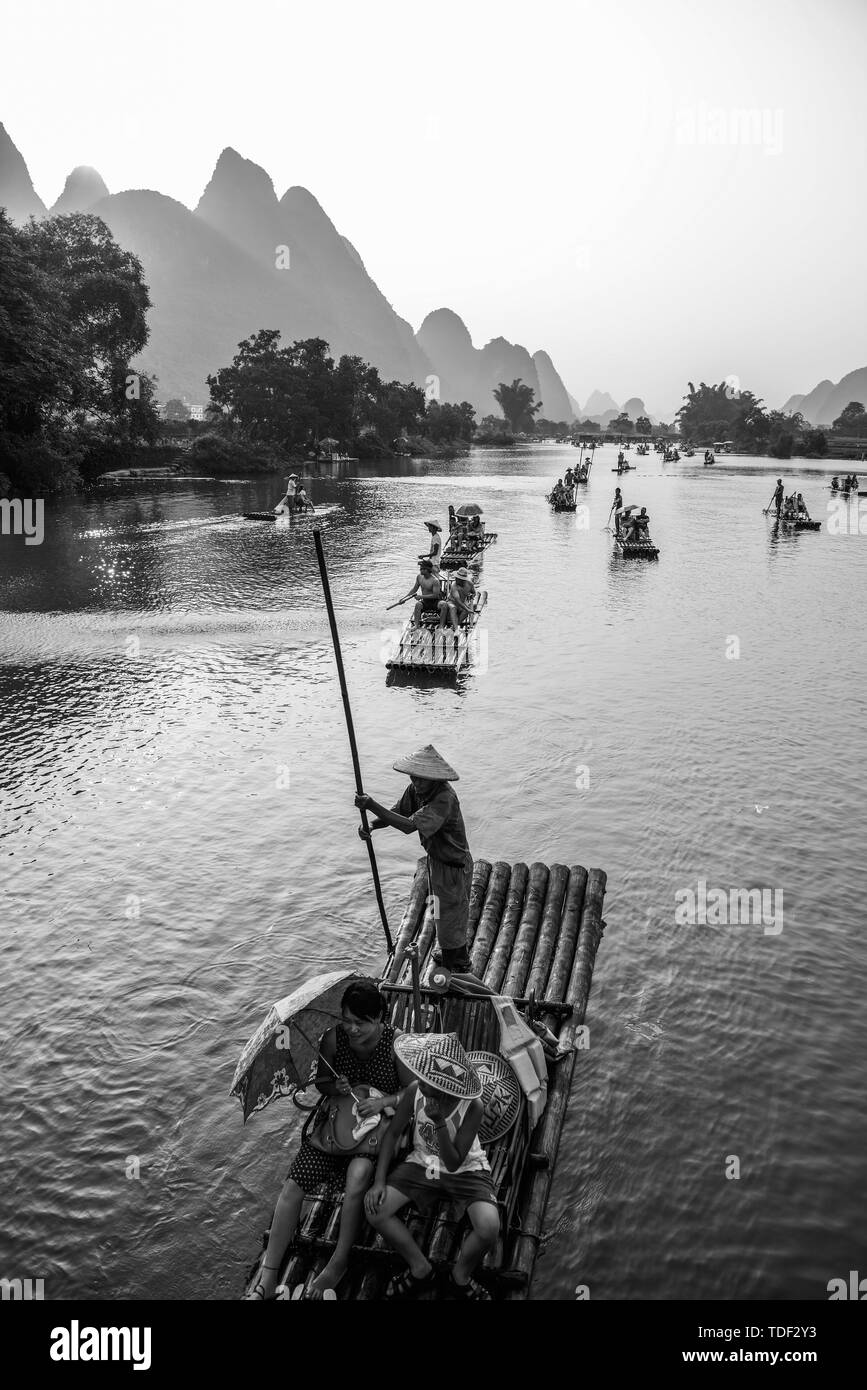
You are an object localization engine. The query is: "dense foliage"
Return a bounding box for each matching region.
[832,402,867,438]
[676,380,831,456]
[0,209,159,493]
[205,331,474,456]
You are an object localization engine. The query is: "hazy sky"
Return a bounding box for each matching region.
[3,0,865,414]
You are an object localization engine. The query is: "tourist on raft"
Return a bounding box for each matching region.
[420,520,443,573]
[629,506,650,540]
[831,476,840,492]
[398,559,443,627]
[245,978,412,1301]
[439,566,476,630]
[364,1032,499,1301]
[356,744,473,973]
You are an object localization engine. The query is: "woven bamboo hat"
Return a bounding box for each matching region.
[452,567,473,582]
[394,1032,482,1099]
[425,520,442,531]
[392,744,459,780]
[467,1051,522,1143]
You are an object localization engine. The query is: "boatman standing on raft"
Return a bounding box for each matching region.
[772,478,784,517]
[420,520,443,573]
[356,745,473,974]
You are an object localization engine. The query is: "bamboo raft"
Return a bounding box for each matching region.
[547,493,577,512]
[384,590,488,673]
[244,857,606,1301]
[440,534,498,569]
[781,516,821,530]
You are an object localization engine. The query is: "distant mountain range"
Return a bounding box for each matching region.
[0,122,580,421]
[780,369,867,426]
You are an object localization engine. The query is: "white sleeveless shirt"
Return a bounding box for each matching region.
[407,1087,490,1174]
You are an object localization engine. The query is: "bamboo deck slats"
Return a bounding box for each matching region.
[245,857,606,1301]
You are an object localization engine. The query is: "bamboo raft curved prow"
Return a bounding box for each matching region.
[246,856,606,1301]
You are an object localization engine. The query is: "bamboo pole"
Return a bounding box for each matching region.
[504,862,568,999]
[466,859,493,950]
[481,863,529,989]
[536,866,587,1018]
[499,863,550,997]
[469,861,512,974]
[313,529,392,952]
[526,863,582,1002]
[529,886,607,1175]
[505,869,606,1297]
[568,868,608,1028]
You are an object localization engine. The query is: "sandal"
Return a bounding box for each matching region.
[244,1265,281,1300]
[386,1266,437,1300]
[288,1285,339,1301]
[446,1274,491,1301]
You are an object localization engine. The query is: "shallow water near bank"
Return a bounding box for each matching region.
[2,443,866,1300]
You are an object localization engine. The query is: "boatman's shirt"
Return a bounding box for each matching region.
[392,783,470,866]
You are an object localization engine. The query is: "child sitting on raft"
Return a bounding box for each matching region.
[245,979,412,1300]
[364,1032,499,1301]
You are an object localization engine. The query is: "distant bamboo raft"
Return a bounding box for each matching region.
[384,591,488,673]
[246,856,607,1301]
[440,533,498,568]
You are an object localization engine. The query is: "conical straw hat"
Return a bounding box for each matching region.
[467,1050,522,1142]
[393,1032,482,1099]
[392,744,459,781]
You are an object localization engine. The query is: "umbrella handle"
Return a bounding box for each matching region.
[313,1051,363,1105]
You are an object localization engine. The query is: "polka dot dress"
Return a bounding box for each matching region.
[287,1023,399,1194]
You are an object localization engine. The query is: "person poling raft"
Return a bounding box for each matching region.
[420,520,443,572]
[391,559,443,627]
[356,744,474,974]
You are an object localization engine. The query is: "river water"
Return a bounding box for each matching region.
[1,443,865,1301]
